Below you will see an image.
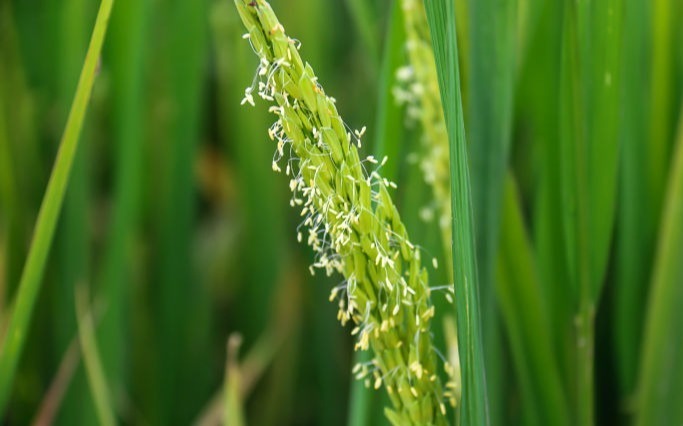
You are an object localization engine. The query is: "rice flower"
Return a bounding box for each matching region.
[234,0,455,423]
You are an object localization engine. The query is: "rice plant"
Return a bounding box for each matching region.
[0,0,682,424]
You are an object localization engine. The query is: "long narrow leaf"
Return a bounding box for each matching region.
[559,1,623,422]
[525,0,574,390]
[648,0,675,229]
[0,80,15,291]
[150,0,211,421]
[0,0,114,414]
[372,0,405,183]
[224,335,246,426]
[345,0,380,69]
[636,105,683,426]
[97,0,149,399]
[615,0,651,396]
[497,174,569,426]
[586,0,623,298]
[559,4,593,423]
[423,0,489,423]
[53,1,93,422]
[75,286,116,426]
[466,0,517,420]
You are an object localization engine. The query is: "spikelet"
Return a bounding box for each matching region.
[234,0,451,424]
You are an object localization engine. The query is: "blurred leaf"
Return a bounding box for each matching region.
[615,0,651,397]
[497,174,569,426]
[32,332,81,425]
[75,286,116,426]
[372,0,405,183]
[466,0,517,420]
[0,77,14,314]
[559,4,593,423]
[648,0,676,230]
[148,0,212,421]
[345,0,380,69]
[636,104,683,426]
[523,0,574,391]
[559,0,623,422]
[53,0,94,422]
[97,0,149,402]
[211,0,285,344]
[586,0,623,298]
[0,0,114,414]
[223,335,246,426]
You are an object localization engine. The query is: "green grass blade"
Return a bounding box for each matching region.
[466,0,517,420]
[423,0,489,423]
[0,80,16,289]
[224,335,246,426]
[0,0,114,415]
[559,0,623,422]
[497,174,569,426]
[615,0,651,397]
[648,0,675,231]
[0,68,15,311]
[636,105,683,426]
[150,0,211,421]
[75,286,116,426]
[586,0,623,298]
[0,6,42,294]
[559,3,593,423]
[53,2,93,423]
[212,0,285,345]
[97,0,149,400]
[345,0,380,68]
[371,0,405,183]
[522,0,574,392]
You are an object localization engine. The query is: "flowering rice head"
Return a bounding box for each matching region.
[234,0,457,423]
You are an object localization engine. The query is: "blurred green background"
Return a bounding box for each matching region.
[0,0,385,424]
[1,0,682,425]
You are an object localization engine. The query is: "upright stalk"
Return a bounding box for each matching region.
[0,0,114,415]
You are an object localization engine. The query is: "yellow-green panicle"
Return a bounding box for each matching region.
[234,0,455,424]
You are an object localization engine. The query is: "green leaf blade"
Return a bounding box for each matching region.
[0,0,114,415]
[497,174,570,426]
[423,0,489,423]
[466,0,518,420]
[636,106,683,426]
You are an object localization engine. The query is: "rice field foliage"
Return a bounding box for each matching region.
[0,0,681,425]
